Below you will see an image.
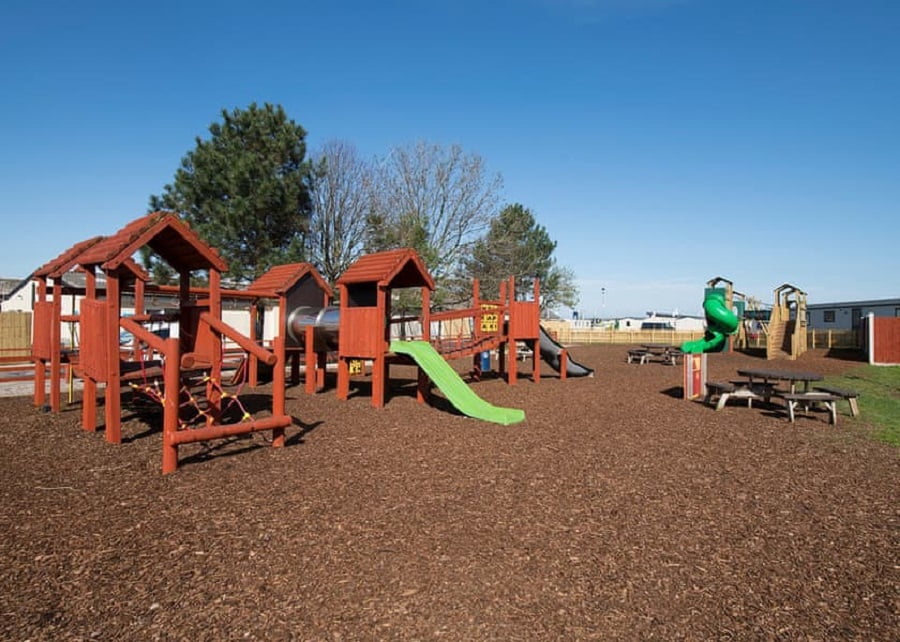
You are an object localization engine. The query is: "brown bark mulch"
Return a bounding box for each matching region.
[1,346,897,640]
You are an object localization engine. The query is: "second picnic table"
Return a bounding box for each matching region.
[735,368,823,394]
[642,344,683,364]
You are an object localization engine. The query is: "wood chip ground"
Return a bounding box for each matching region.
[1,346,897,640]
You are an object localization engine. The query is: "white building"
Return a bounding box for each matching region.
[614,312,705,332]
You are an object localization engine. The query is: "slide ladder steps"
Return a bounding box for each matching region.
[766,319,788,359]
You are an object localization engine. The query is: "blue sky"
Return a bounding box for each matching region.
[1,0,897,317]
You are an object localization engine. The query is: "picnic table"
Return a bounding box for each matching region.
[735,368,823,394]
[707,367,848,424]
[636,344,683,365]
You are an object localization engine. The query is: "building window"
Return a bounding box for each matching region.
[823,310,836,323]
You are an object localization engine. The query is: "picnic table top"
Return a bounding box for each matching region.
[641,343,681,351]
[736,368,823,383]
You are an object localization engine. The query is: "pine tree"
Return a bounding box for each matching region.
[465,203,579,311]
[149,103,312,283]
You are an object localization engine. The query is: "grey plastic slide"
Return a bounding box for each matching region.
[538,325,594,377]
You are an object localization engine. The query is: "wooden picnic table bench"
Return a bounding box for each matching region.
[780,392,843,425]
[704,381,761,410]
[705,379,781,411]
[813,386,860,416]
[629,345,681,365]
[627,349,650,364]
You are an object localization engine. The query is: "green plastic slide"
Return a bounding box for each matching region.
[681,290,740,354]
[390,340,525,425]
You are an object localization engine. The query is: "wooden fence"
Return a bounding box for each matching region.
[869,317,900,364]
[0,311,34,382]
[0,311,31,358]
[541,321,862,350]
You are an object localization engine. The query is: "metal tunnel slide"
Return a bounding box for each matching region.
[537,325,594,377]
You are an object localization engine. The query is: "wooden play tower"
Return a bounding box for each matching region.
[246,262,333,391]
[31,212,292,473]
[335,248,435,408]
[333,248,545,409]
[767,283,808,360]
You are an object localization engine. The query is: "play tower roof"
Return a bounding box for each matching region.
[336,248,434,291]
[74,211,228,273]
[34,236,105,278]
[248,263,333,299]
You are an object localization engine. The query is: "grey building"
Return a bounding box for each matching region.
[807,298,900,330]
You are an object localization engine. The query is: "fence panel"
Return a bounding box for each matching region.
[0,311,32,359]
[538,324,864,350]
[872,317,900,364]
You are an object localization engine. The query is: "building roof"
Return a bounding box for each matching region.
[337,248,435,290]
[807,297,900,309]
[0,278,25,299]
[247,263,333,299]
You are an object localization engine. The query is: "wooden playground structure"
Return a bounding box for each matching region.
[766,283,808,360]
[333,248,544,409]
[30,216,559,472]
[704,277,808,360]
[31,212,291,473]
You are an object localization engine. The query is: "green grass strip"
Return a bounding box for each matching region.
[821,364,900,446]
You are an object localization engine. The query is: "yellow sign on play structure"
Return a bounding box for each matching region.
[348,359,364,375]
[480,304,499,333]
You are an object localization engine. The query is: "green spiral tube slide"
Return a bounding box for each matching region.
[681,291,740,354]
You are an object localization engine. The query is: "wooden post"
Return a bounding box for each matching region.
[33,278,47,409]
[372,354,386,409]
[249,303,259,387]
[372,285,389,408]
[271,334,286,448]
[50,279,62,412]
[132,279,145,360]
[560,349,568,381]
[82,270,97,432]
[207,269,223,425]
[421,288,431,342]
[178,270,191,356]
[473,278,481,341]
[104,272,122,444]
[337,357,349,400]
[161,337,181,474]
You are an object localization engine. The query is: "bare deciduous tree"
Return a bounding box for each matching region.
[367,142,502,302]
[306,140,374,285]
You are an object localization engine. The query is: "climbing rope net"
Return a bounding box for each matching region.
[129,373,252,429]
